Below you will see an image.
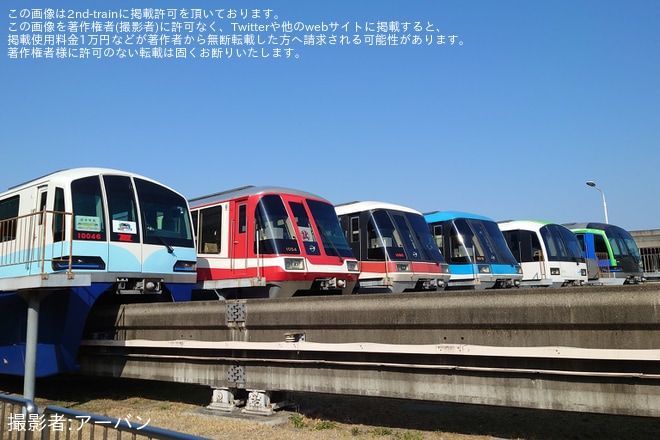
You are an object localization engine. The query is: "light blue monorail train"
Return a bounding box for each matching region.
[424,211,522,290]
[0,168,196,377]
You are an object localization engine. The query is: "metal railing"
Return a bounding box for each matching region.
[0,211,74,279]
[0,394,38,440]
[0,394,208,440]
[641,247,660,274]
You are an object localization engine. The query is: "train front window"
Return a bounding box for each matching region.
[254,195,299,255]
[103,175,140,243]
[288,201,320,255]
[474,220,519,266]
[449,219,484,264]
[367,210,406,260]
[540,224,584,262]
[503,229,541,263]
[306,199,354,258]
[134,178,194,248]
[71,176,106,241]
[605,227,641,261]
[556,226,584,261]
[540,225,567,261]
[402,212,445,262]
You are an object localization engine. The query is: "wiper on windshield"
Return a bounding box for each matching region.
[156,234,174,254]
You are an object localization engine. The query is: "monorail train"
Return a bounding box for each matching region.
[189,186,359,298]
[423,211,522,290]
[335,201,450,293]
[498,220,588,287]
[0,168,197,376]
[564,222,643,285]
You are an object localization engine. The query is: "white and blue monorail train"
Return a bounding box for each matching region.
[0,168,197,377]
[498,220,588,287]
[424,211,523,290]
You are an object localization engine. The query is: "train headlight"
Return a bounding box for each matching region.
[396,263,410,272]
[347,260,359,272]
[477,264,491,274]
[550,267,561,275]
[174,260,196,272]
[52,256,106,271]
[285,258,305,270]
[441,264,451,274]
[581,269,587,276]
[515,265,523,274]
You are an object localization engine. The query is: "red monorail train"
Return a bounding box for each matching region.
[189,186,359,299]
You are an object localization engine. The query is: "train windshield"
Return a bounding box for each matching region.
[368,210,444,262]
[134,178,194,248]
[449,219,518,265]
[540,224,584,262]
[255,194,300,254]
[305,199,355,258]
[604,226,641,261]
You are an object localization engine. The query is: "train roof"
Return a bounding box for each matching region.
[563,222,631,233]
[3,167,172,195]
[188,185,331,208]
[498,219,573,232]
[423,210,495,223]
[334,201,423,216]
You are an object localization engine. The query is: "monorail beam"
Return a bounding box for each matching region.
[78,339,660,417]
[86,284,660,350]
[79,284,660,416]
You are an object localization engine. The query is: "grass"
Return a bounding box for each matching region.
[289,413,306,429]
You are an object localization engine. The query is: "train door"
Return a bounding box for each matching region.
[230,198,249,275]
[28,186,48,276]
[576,233,600,279]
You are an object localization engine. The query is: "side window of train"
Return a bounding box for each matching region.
[38,190,47,225]
[593,234,609,259]
[71,176,107,241]
[0,195,20,241]
[200,206,222,254]
[350,216,359,243]
[238,204,246,234]
[432,224,443,252]
[191,211,199,246]
[53,187,65,242]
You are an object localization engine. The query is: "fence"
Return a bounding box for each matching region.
[641,247,660,275]
[0,394,208,440]
[0,211,74,280]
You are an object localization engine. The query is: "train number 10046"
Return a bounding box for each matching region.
[76,232,102,240]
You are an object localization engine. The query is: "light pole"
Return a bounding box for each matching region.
[586,181,609,224]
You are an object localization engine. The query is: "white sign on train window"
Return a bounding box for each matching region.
[112,220,137,234]
[75,216,101,232]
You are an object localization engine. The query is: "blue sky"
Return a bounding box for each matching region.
[3,1,659,231]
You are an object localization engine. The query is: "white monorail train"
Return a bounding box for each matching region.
[498,220,587,287]
[0,168,197,377]
[335,201,451,293]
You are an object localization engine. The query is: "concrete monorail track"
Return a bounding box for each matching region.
[79,283,660,417]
